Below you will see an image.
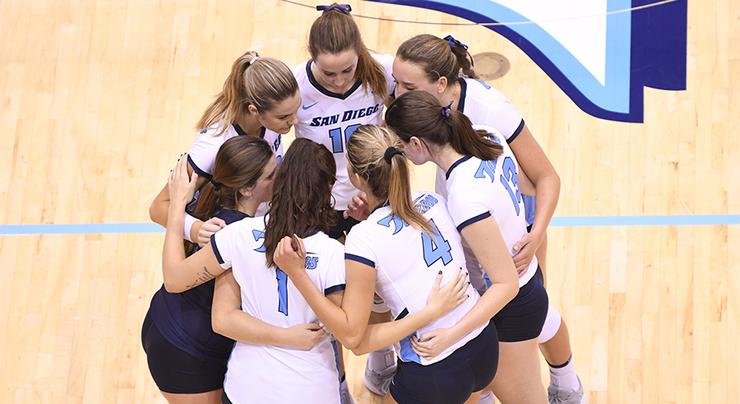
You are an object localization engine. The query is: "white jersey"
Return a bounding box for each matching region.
[293,54,395,210]
[188,122,284,216]
[344,192,485,365]
[211,216,345,403]
[444,126,538,287]
[188,122,284,177]
[435,77,524,198]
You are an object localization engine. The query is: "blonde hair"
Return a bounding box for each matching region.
[197,51,299,134]
[346,125,432,234]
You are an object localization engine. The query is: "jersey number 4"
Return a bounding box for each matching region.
[328,124,361,153]
[421,219,453,267]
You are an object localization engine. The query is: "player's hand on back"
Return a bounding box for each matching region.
[284,323,326,351]
[425,267,469,318]
[411,327,455,360]
[273,235,308,277]
[344,192,371,221]
[196,217,227,247]
[512,231,542,276]
[167,154,198,208]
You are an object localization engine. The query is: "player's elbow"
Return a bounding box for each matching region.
[502,278,519,303]
[162,273,187,294]
[148,201,158,223]
[349,342,371,356]
[338,331,363,351]
[211,309,228,336]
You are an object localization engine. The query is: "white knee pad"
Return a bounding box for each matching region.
[537,305,562,343]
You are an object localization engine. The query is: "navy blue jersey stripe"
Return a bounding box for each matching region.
[446,155,472,179]
[457,77,468,113]
[507,119,526,144]
[345,253,375,268]
[187,155,212,180]
[306,61,363,100]
[210,234,225,265]
[456,211,492,232]
[324,284,346,296]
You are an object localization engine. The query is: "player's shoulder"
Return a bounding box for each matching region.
[195,122,237,141]
[461,76,506,99]
[292,60,311,83]
[412,191,446,216]
[304,231,345,258]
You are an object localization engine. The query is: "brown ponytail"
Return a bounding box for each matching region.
[346,125,432,234]
[385,91,502,161]
[309,4,387,98]
[196,51,299,134]
[396,34,478,84]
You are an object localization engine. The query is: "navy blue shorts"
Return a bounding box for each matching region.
[493,267,549,342]
[141,311,226,394]
[328,209,359,239]
[390,321,499,404]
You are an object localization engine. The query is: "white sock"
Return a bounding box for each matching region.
[549,355,580,391]
[477,390,495,404]
[367,345,396,372]
[538,305,561,343]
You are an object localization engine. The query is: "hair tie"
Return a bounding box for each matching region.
[443,35,468,51]
[248,56,259,65]
[316,4,352,14]
[441,101,453,119]
[383,146,403,164]
[210,178,222,190]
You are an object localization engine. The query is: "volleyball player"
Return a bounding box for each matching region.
[386,91,550,403]
[391,35,583,403]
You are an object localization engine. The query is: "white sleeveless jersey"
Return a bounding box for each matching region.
[435,77,524,198]
[444,126,538,287]
[344,192,485,365]
[187,122,283,216]
[211,216,346,403]
[293,54,395,210]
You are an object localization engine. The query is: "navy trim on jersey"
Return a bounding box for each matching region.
[445,155,472,179]
[214,208,249,224]
[187,155,212,180]
[506,119,526,144]
[324,284,347,296]
[210,234,225,265]
[456,77,468,113]
[395,308,409,320]
[232,123,248,137]
[456,211,492,232]
[306,61,363,100]
[345,253,375,268]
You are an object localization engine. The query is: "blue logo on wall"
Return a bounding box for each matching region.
[369,0,687,123]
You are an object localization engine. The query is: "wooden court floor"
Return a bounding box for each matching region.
[0,1,738,403]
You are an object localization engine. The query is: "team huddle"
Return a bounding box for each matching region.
[142,4,585,404]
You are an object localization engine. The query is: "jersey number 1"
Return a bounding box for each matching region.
[329,124,361,153]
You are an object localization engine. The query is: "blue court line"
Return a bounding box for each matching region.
[0,214,739,235]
